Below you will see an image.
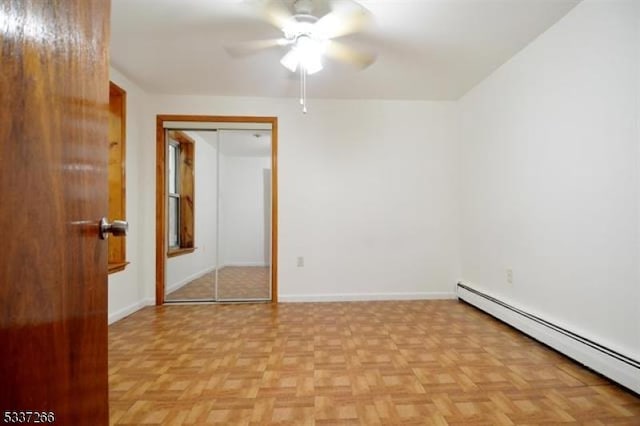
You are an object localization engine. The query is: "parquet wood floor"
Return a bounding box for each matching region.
[166,267,270,301]
[108,300,640,425]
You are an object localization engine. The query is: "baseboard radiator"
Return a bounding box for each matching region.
[456,282,640,395]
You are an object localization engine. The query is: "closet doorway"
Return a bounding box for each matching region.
[155,115,278,304]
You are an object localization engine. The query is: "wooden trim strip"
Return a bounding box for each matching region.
[271,119,278,303]
[167,247,196,258]
[155,117,166,305]
[158,115,276,124]
[108,261,130,274]
[108,81,127,268]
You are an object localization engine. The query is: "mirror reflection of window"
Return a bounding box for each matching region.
[168,142,180,248]
[168,197,179,248]
[166,131,195,255]
[168,143,177,193]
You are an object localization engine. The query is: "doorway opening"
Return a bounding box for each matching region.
[155,115,278,304]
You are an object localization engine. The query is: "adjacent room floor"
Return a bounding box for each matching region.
[108,300,640,425]
[165,266,271,301]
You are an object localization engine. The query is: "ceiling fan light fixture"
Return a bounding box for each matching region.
[280,35,325,75]
[302,56,323,75]
[282,20,316,40]
[280,49,299,72]
[226,0,376,113]
[296,35,325,74]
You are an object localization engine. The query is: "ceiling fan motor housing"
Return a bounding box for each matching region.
[282,9,321,42]
[293,0,315,15]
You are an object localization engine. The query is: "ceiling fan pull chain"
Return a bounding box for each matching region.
[223,0,376,114]
[303,68,308,114]
[300,66,304,106]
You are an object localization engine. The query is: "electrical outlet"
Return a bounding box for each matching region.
[297,256,304,267]
[506,268,513,285]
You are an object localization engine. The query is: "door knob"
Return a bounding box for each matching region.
[99,217,128,240]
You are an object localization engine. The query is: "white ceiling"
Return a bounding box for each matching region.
[111,0,581,101]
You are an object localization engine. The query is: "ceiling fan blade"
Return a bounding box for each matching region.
[315,0,372,39]
[325,40,376,69]
[224,38,289,57]
[260,0,293,29]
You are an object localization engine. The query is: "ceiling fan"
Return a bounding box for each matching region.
[226,0,377,113]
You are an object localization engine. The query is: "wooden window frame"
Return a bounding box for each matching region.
[108,81,129,274]
[166,130,195,258]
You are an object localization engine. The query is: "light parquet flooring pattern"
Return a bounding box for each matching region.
[165,272,215,300]
[109,300,640,425]
[166,267,270,301]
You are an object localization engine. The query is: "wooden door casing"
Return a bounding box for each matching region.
[108,81,128,273]
[155,115,279,305]
[0,1,111,424]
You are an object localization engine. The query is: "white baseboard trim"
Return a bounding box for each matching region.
[108,298,154,325]
[279,292,456,303]
[457,282,640,395]
[166,266,217,294]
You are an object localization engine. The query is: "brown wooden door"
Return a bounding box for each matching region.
[0,1,111,424]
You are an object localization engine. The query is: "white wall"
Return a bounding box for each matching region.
[110,6,640,389]
[637,4,640,328]
[635,3,640,366]
[107,67,151,323]
[166,134,218,292]
[108,0,639,393]
[133,97,460,302]
[459,0,640,361]
[219,150,271,267]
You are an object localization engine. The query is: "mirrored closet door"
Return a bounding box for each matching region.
[217,130,272,301]
[164,125,272,303]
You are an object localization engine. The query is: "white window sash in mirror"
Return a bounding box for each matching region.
[168,195,179,248]
[168,142,178,194]
[168,140,180,248]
